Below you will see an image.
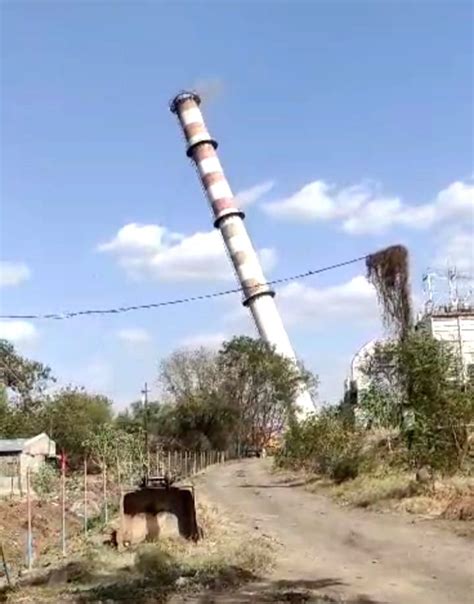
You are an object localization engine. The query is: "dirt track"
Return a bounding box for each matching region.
[194,458,473,604]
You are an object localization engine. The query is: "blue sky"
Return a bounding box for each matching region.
[1,1,472,407]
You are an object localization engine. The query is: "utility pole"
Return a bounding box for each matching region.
[141,382,150,479]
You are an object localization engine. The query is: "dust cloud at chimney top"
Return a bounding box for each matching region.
[170,91,315,415]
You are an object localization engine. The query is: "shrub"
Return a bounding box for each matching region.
[277,408,364,482]
[31,463,59,498]
[135,545,177,583]
[360,332,474,473]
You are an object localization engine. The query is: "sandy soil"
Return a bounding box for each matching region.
[190,458,474,604]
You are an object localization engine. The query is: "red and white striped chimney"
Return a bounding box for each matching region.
[170,91,314,415]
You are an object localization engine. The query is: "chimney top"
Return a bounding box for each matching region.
[170,91,201,113]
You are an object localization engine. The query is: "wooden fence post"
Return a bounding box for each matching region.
[116,450,123,508]
[102,461,108,525]
[18,459,23,497]
[61,455,66,556]
[84,457,88,537]
[26,467,32,570]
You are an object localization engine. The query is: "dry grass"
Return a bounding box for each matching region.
[329,470,474,523]
[3,499,274,603]
[136,500,273,586]
[330,471,419,508]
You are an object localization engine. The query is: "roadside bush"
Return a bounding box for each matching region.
[360,333,474,474]
[277,409,364,482]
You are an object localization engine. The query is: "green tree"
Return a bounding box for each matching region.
[360,332,474,472]
[154,396,238,451]
[159,348,220,404]
[146,337,316,452]
[0,341,54,437]
[217,336,317,449]
[0,384,10,434]
[44,387,113,464]
[116,405,143,435]
[156,347,237,449]
[84,424,146,484]
[0,339,54,412]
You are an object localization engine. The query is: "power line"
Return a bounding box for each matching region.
[0,254,368,321]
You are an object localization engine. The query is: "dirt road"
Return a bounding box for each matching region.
[195,458,473,604]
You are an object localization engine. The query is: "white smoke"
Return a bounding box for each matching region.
[192,77,224,105]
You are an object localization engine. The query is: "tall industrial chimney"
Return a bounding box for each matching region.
[170,91,314,415]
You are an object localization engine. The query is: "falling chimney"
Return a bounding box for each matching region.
[170,91,314,415]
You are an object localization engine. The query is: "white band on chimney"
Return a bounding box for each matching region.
[187,132,213,147]
[238,258,266,282]
[180,107,204,126]
[207,180,233,201]
[227,233,252,254]
[197,156,223,176]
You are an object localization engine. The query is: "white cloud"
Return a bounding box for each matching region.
[235,180,275,208]
[98,223,277,282]
[97,223,181,255]
[278,276,378,328]
[0,261,31,288]
[264,179,474,236]
[117,328,152,344]
[179,331,228,350]
[219,276,378,333]
[0,320,38,343]
[434,229,474,272]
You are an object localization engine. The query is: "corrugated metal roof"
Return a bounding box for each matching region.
[0,438,29,453]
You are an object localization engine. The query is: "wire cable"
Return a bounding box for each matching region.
[0,254,368,321]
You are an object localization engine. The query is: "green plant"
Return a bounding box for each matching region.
[360,332,474,473]
[31,463,59,498]
[277,408,363,482]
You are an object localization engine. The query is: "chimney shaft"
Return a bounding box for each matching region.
[170,92,314,414]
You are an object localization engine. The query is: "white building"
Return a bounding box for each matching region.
[0,433,56,495]
[417,309,474,382]
[350,338,379,392]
